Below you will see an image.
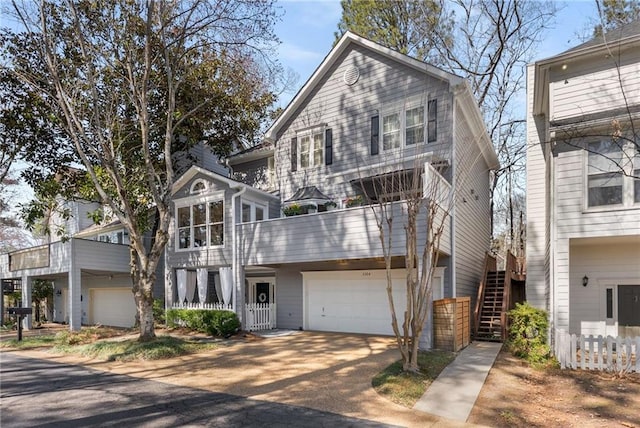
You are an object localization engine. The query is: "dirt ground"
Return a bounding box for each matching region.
[468,349,640,428]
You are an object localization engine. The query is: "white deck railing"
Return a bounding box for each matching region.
[555,329,639,373]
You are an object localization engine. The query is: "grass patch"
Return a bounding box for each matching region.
[1,327,216,362]
[372,350,455,408]
[55,335,217,362]
[0,335,58,349]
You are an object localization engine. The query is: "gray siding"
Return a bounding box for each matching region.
[275,267,303,329]
[232,157,272,191]
[452,98,493,304]
[274,43,453,204]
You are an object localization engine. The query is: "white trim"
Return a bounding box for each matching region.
[172,165,279,200]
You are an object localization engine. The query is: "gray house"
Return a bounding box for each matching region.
[165,32,497,348]
[526,21,640,339]
[0,143,224,331]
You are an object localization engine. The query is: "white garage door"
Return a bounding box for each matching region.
[90,288,137,328]
[304,269,445,336]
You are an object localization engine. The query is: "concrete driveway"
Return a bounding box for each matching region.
[12,331,475,427]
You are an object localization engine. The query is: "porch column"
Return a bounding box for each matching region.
[235,265,246,327]
[68,240,82,331]
[20,275,33,330]
[164,264,174,313]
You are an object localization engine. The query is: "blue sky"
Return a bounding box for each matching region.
[273,0,600,106]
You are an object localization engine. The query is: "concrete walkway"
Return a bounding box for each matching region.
[413,341,502,422]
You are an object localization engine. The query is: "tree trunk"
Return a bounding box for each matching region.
[134,282,155,342]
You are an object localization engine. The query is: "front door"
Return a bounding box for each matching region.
[245,277,276,331]
[618,285,640,337]
[247,278,275,304]
[255,282,271,304]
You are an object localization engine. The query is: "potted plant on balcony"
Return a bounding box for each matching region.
[324,201,337,211]
[283,204,302,216]
[345,195,363,208]
[305,204,318,214]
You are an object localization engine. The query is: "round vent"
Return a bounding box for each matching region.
[343,66,360,86]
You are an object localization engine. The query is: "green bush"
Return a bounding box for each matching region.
[507,302,551,366]
[153,299,166,325]
[166,309,239,337]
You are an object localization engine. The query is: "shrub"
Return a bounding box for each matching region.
[507,302,551,366]
[166,309,239,337]
[153,298,166,325]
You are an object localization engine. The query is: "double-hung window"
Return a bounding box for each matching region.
[298,128,324,169]
[405,106,425,145]
[177,196,224,250]
[587,139,639,208]
[587,140,624,207]
[382,113,401,150]
[379,99,436,151]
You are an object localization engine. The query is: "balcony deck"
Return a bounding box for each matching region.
[238,201,451,267]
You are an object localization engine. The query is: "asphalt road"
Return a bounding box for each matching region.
[0,352,395,427]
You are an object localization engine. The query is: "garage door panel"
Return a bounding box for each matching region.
[90,288,136,328]
[305,271,408,336]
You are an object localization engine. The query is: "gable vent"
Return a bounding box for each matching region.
[343,66,360,86]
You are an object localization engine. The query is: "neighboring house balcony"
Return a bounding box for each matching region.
[1,239,133,331]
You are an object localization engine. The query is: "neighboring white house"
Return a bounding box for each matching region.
[165,31,498,349]
[526,21,640,339]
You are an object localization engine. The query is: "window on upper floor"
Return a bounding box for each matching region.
[290,127,332,171]
[299,128,324,169]
[241,200,267,223]
[378,99,437,153]
[176,198,224,250]
[586,139,638,208]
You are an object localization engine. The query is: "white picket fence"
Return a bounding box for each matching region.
[245,303,276,331]
[554,329,640,373]
[170,302,234,311]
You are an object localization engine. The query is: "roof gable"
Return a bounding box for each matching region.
[171,165,278,200]
[265,31,464,142]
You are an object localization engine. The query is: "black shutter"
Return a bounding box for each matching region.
[325,128,333,165]
[291,137,297,172]
[371,115,379,155]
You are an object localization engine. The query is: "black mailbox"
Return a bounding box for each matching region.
[7,307,32,316]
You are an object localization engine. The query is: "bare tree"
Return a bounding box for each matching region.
[4,0,279,340]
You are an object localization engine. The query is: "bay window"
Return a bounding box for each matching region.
[177,198,224,250]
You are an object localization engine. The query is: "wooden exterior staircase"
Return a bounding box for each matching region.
[474,251,526,342]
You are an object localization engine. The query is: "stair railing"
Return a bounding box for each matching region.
[501,251,516,340]
[474,252,497,337]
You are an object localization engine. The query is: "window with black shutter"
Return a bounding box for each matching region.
[428,99,437,142]
[325,128,333,165]
[371,115,379,155]
[291,137,297,172]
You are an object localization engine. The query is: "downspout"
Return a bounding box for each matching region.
[231,185,247,320]
[450,89,458,298]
